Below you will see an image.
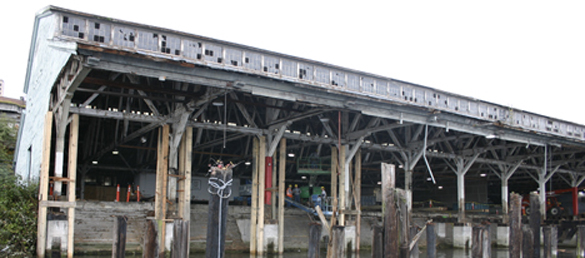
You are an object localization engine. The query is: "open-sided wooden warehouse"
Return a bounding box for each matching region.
[15,6,585,257]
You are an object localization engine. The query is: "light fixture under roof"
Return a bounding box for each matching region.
[212,101,224,107]
[112,150,119,155]
[245,161,251,166]
[480,173,487,177]
[288,153,295,158]
[92,160,98,165]
[438,186,443,190]
[301,176,307,179]
[485,134,497,139]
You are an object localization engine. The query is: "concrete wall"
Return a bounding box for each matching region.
[67,201,376,254]
[14,11,77,183]
[73,201,153,253]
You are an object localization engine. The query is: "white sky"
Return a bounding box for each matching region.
[1,1,585,124]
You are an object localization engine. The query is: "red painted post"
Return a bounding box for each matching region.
[116,184,120,202]
[574,187,579,216]
[137,185,141,202]
[127,185,131,202]
[265,156,273,205]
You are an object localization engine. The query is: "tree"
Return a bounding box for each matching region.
[0,114,16,176]
[0,114,37,257]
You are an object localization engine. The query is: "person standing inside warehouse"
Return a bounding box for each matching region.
[320,186,327,206]
[293,184,301,203]
[286,185,293,207]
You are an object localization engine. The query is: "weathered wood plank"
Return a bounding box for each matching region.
[308,223,322,258]
[37,111,53,258]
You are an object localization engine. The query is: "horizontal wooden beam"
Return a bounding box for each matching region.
[40,201,76,208]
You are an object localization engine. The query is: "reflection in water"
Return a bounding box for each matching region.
[77,247,578,258]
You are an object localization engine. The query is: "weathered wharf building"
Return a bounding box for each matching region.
[15,6,585,257]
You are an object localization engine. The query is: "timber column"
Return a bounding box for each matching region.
[154,125,170,256]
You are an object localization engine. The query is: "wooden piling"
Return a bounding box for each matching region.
[410,226,419,258]
[482,224,490,258]
[257,136,266,254]
[309,223,323,258]
[529,192,541,258]
[355,150,362,252]
[578,225,585,258]
[472,225,490,258]
[172,219,190,258]
[426,223,436,258]
[205,164,233,258]
[372,225,384,258]
[522,226,534,258]
[278,138,286,254]
[143,219,159,258]
[543,225,557,258]
[249,137,259,254]
[154,125,170,256]
[509,193,522,258]
[397,189,409,258]
[472,225,481,258]
[382,163,398,258]
[331,226,345,258]
[112,216,127,258]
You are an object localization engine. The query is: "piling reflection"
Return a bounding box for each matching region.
[76,247,579,257]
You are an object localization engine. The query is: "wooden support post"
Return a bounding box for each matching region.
[426,223,436,258]
[509,193,522,258]
[529,192,541,258]
[331,226,345,258]
[172,219,190,258]
[205,163,233,258]
[522,226,534,258]
[175,127,192,258]
[37,112,53,258]
[372,225,384,258]
[472,225,490,258]
[472,225,481,258]
[543,225,558,258]
[178,127,192,222]
[143,219,158,258]
[249,138,259,254]
[258,136,266,254]
[397,190,409,258]
[410,226,419,258]
[355,150,362,252]
[155,125,170,256]
[339,145,346,225]
[66,114,78,258]
[308,223,323,258]
[112,216,127,258]
[578,225,585,258]
[331,146,338,216]
[265,156,273,205]
[382,163,398,258]
[277,138,286,254]
[482,224,491,258]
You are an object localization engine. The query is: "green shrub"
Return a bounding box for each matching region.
[0,114,38,257]
[0,175,38,257]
